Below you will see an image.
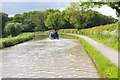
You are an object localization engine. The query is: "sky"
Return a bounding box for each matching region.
[1,0,79,2]
[1,2,70,17]
[0,0,118,19]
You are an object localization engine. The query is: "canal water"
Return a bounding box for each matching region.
[1,34,100,78]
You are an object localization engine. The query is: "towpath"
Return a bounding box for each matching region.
[72,34,119,67]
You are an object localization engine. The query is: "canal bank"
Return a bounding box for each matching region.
[62,33,118,79]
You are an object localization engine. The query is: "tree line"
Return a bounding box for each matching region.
[0,2,118,38]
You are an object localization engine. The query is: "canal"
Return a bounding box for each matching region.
[1,34,100,78]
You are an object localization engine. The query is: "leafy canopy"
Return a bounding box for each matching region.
[64,7,90,29]
[71,0,120,17]
[5,23,22,37]
[45,12,65,31]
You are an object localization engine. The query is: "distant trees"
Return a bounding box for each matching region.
[32,10,61,31]
[9,8,117,32]
[13,14,23,23]
[32,11,46,31]
[66,8,91,29]
[1,5,118,38]
[1,12,9,27]
[5,23,22,37]
[12,12,36,32]
[45,12,65,31]
[0,12,9,37]
[64,7,116,30]
[84,10,117,28]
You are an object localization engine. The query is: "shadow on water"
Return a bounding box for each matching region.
[1,34,100,78]
[33,34,49,41]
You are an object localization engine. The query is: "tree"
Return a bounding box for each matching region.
[45,12,65,31]
[0,12,9,37]
[71,1,120,17]
[15,23,22,35]
[64,7,116,29]
[22,20,35,32]
[32,11,46,31]
[64,8,90,30]
[13,14,23,23]
[5,23,22,37]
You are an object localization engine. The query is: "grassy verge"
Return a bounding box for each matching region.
[0,33,35,49]
[59,23,119,52]
[33,31,45,34]
[62,33,119,79]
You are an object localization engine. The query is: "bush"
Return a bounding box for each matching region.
[4,22,22,37]
[0,33,35,49]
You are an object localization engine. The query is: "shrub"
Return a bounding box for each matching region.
[5,22,22,37]
[0,33,35,49]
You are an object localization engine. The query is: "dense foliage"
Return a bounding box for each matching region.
[5,23,22,37]
[64,7,116,30]
[45,12,65,31]
[0,12,9,37]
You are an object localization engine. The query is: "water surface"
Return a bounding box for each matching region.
[1,34,100,78]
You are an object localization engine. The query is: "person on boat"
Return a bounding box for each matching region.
[54,31,59,39]
[50,31,54,39]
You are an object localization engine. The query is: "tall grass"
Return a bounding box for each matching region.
[0,33,35,49]
[59,23,119,51]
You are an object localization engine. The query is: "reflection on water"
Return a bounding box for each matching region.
[1,34,100,78]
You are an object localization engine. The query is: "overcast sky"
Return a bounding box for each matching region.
[1,0,118,19]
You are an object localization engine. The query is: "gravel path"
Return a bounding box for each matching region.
[73,34,119,67]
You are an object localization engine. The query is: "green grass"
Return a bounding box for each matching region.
[63,33,119,79]
[59,34,75,39]
[33,31,45,34]
[59,23,119,52]
[0,33,35,49]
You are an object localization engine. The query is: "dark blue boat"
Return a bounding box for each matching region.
[49,31,59,39]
